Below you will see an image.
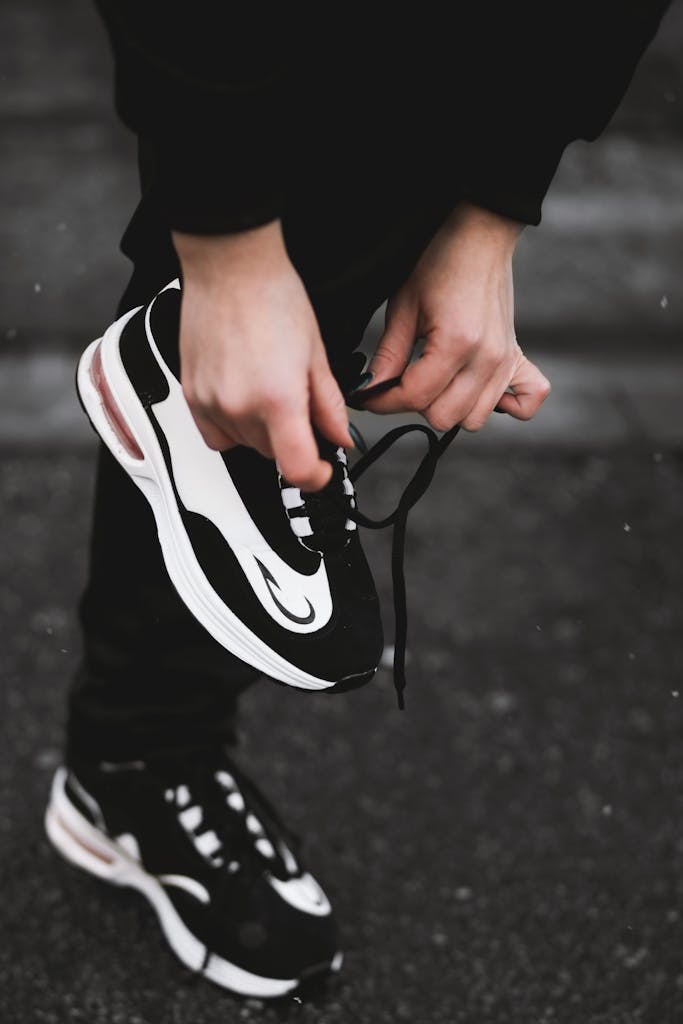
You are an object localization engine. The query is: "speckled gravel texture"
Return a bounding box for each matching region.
[1,442,682,1023]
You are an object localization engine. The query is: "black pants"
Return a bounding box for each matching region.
[66,163,453,765]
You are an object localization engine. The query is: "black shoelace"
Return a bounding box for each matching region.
[292,375,460,710]
[347,377,460,709]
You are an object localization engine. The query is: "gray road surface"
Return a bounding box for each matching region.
[1,442,682,1023]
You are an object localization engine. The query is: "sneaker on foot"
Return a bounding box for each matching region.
[45,752,340,998]
[76,279,382,693]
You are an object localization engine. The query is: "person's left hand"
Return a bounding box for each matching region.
[362,202,551,431]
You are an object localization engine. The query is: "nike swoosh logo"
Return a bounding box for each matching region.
[254,557,316,624]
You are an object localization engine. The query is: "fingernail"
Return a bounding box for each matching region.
[349,371,374,394]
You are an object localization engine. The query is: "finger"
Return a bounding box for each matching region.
[496,356,551,420]
[207,397,275,458]
[366,295,418,387]
[191,410,239,452]
[268,412,332,491]
[310,349,354,448]
[366,328,476,415]
[422,367,490,432]
[235,417,275,459]
[459,364,517,432]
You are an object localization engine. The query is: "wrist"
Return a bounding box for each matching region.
[445,201,524,253]
[172,220,288,283]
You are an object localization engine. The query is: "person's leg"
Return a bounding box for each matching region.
[66,196,259,767]
[66,448,259,764]
[52,152,457,996]
[66,158,452,767]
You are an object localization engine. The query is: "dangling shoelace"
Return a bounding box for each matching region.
[347,376,460,709]
[286,374,460,710]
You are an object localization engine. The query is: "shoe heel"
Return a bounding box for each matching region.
[45,805,127,883]
[89,340,144,461]
[76,329,152,479]
[45,771,127,884]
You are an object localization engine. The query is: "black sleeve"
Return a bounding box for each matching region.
[94,2,291,234]
[453,1,671,225]
[94,3,671,235]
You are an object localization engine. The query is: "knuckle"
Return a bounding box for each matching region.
[254,388,281,415]
[187,379,222,415]
[222,386,269,420]
[260,387,296,418]
[182,381,200,409]
[453,328,480,354]
[214,394,245,419]
[218,386,287,420]
[479,350,502,375]
[425,409,454,432]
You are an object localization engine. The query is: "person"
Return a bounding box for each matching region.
[44,2,670,1000]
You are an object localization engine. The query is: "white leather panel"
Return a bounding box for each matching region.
[144,291,333,634]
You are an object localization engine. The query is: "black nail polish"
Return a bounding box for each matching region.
[349,371,374,393]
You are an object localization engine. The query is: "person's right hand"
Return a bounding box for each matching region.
[173,221,353,491]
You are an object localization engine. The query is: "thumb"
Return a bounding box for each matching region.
[368,294,417,385]
[310,349,354,449]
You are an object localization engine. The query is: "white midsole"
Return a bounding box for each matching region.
[76,315,340,691]
[45,768,303,998]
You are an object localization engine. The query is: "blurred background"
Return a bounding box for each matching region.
[1,3,683,1023]
[2,0,683,447]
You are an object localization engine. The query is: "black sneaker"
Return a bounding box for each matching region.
[45,752,340,998]
[76,280,382,693]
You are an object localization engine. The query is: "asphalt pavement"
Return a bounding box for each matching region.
[1,437,683,1024]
